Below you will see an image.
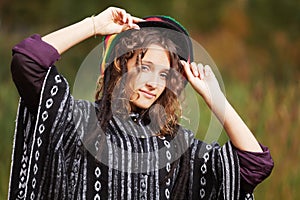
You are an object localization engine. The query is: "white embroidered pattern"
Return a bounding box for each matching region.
[159,136,172,199]
[29,74,61,199]
[199,144,211,199]
[94,166,102,199]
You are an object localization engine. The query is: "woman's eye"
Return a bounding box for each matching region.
[141,65,150,72]
[160,72,169,79]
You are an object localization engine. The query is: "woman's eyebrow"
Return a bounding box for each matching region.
[141,60,154,65]
[142,60,170,70]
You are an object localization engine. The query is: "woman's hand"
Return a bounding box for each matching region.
[181,60,263,152]
[181,61,224,107]
[42,7,142,55]
[94,7,143,36]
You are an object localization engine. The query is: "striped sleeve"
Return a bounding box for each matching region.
[189,140,241,199]
[217,142,240,199]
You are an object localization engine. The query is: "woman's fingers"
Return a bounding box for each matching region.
[108,7,125,22]
[181,60,214,80]
[113,8,142,29]
[124,14,143,29]
[190,62,199,77]
[107,7,140,30]
[181,60,192,78]
[204,64,216,79]
[198,63,204,79]
[181,60,221,101]
[132,16,145,23]
[190,62,211,80]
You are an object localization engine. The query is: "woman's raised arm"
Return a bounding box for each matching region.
[42,7,142,55]
[181,61,263,153]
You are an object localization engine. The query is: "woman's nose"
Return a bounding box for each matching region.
[145,80,158,88]
[145,73,163,88]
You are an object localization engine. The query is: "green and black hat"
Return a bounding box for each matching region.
[101,15,194,74]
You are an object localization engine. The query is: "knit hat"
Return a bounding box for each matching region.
[100,15,194,74]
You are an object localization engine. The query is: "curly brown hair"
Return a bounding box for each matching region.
[95,28,186,136]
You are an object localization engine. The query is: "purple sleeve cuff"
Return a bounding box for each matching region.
[12,34,60,68]
[236,144,274,192]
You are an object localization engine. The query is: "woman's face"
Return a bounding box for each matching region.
[127,44,170,110]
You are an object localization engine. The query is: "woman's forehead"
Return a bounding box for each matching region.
[141,45,171,67]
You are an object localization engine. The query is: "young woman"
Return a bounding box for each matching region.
[9,7,273,199]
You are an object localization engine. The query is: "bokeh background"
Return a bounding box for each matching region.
[1,0,299,199]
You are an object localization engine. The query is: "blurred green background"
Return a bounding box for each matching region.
[1,0,299,199]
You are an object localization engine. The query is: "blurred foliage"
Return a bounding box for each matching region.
[1,0,299,199]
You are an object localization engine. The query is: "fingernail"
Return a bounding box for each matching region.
[133,25,140,30]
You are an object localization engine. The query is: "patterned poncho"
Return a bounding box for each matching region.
[8,66,253,199]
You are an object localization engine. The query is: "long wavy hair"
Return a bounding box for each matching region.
[94,28,190,199]
[95,29,186,136]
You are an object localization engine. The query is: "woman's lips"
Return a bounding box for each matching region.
[139,89,156,99]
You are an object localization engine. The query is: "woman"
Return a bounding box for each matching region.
[9,7,273,199]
